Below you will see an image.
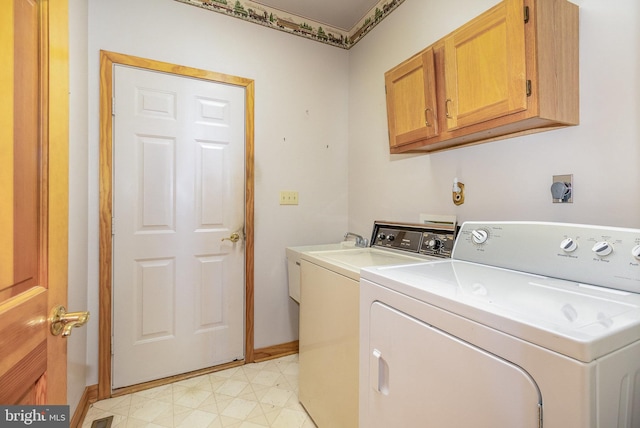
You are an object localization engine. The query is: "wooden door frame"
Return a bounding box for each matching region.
[98,50,255,400]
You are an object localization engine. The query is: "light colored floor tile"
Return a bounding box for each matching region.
[250,370,282,387]
[129,399,173,422]
[259,387,293,408]
[83,355,315,428]
[271,408,308,428]
[220,398,259,420]
[173,387,213,409]
[175,409,218,428]
[216,379,250,397]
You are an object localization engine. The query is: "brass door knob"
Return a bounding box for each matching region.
[50,305,90,337]
[221,232,240,243]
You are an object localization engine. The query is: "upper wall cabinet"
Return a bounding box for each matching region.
[385,47,438,148]
[444,0,526,130]
[384,0,579,153]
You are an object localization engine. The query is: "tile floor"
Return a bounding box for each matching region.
[82,354,316,428]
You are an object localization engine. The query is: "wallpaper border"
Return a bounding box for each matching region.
[174,0,405,49]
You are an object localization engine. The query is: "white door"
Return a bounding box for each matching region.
[112,65,246,388]
[365,302,542,428]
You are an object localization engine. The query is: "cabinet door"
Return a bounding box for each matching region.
[444,0,527,130]
[364,302,541,428]
[385,48,438,148]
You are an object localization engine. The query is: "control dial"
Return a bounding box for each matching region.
[427,238,442,250]
[560,238,578,253]
[592,241,613,257]
[377,233,386,241]
[386,235,395,242]
[471,229,489,245]
[632,245,640,260]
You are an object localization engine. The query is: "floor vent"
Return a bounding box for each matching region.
[90,416,113,428]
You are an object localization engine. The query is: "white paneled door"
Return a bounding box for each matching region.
[112,65,246,388]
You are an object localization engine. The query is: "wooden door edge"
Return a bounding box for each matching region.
[97,50,255,400]
[47,0,70,404]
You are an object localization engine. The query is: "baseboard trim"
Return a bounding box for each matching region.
[70,384,98,428]
[253,340,299,362]
[111,360,245,398]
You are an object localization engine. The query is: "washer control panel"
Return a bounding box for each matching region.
[371,221,455,259]
[453,221,640,293]
[421,232,455,257]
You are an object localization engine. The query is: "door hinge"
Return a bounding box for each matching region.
[111,335,114,356]
[524,6,530,23]
[111,96,116,116]
[526,80,532,97]
[111,218,115,235]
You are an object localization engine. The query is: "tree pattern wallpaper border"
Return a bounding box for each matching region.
[174,0,405,49]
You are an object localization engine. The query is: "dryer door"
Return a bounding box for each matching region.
[365,302,542,428]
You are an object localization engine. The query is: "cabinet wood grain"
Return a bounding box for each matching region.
[384,0,579,153]
[385,48,438,147]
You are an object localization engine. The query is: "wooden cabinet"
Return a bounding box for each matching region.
[385,48,438,148]
[384,0,579,153]
[444,0,527,130]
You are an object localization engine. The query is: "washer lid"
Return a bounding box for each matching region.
[361,260,640,362]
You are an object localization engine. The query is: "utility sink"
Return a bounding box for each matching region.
[286,242,361,303]
[303,248,427,281]
[309,248,425,268]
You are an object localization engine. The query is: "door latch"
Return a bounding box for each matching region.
[221,232,240,243]
[50,305,90,337]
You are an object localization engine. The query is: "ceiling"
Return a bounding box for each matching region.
[252,0,382,31]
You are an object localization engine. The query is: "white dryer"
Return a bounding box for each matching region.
[360,221,640,428]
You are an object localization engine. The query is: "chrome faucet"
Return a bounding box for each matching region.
[344,232,368,248]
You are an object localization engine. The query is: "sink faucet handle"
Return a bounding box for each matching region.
[344,232,368,247]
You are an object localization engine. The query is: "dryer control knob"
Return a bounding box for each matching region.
[560,238,578,253]
[632,245,640,260]
[471,229,488,245]
[592,241,613,257]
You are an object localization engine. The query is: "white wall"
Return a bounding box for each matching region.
[80,0,349,386]
[347,0,640,235]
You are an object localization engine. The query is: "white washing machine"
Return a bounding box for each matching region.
[297,220,456,428]
[360,221,640,428]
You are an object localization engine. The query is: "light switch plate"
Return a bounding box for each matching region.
[279,191,299,205]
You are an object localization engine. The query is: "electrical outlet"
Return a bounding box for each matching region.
[279,191,299,205]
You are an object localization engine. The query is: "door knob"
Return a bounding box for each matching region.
[221,232,240,243]
[49,305,90,337]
